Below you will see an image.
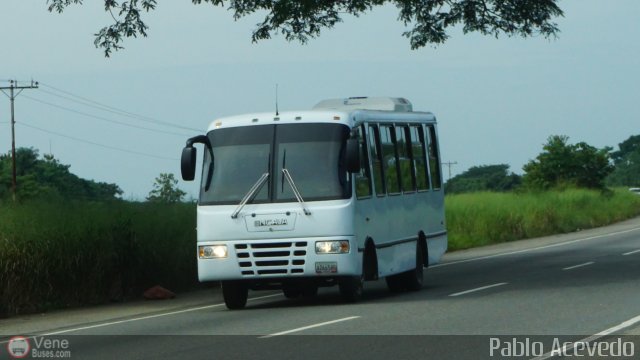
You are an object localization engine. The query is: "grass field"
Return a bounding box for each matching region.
[0,200,198,317]
[2,188,640,316]
[445,188,640,250]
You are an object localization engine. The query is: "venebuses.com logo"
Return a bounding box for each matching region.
[6,336,30,359]
[5,335,72,359]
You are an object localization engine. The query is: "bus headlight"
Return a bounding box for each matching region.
[199,245,228,259]
[315,241,350,254]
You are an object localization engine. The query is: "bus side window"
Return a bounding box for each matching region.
[426,125,442,190]
[381,125,401,194]
[396,125,415,193]
[368,124,385,196]
[355,125,372,198]
[410,125,429,191]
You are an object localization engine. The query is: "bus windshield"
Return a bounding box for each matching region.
[200,123,351,205]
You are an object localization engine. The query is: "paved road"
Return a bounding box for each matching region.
[2,217,640,359]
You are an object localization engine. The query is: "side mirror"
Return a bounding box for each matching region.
[181,135,210,181]
[181,146,197,181]
[346,138,361,173]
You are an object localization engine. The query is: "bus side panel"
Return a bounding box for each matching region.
[426,189,447,265]
[354,190,445,278]
[376,242,417,277]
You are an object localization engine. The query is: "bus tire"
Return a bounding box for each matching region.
[222,281,248,310]
[404,243,425,291]
[338,275,363,303]
[282,283,301,299]
[385,273,406,292]
[301,283,319,298]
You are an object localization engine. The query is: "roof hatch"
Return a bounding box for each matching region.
[313,97,413,112]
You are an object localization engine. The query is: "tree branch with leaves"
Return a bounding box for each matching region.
[47,0,563,57]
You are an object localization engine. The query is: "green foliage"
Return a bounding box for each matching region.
[146,173,186,203]
[446,188,640,250]
[607,135,640,187]
[0,148,122,202]
[0,200,198,317]
[445,164,521,194]
[607,150,640,187]
[611,135,640,165]
[46,0,563,57]
[522,135,613,190]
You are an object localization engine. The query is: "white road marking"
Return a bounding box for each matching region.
[532,314,640,360]
[259,316,360,338]
[0,293,283,341]
[431,227,640,269]
[449,282,508,297]
[562,261,594,271]
[623,249,640,256]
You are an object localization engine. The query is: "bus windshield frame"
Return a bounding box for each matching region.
[199,123,351,206]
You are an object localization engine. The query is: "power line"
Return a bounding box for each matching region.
[37,87,153,125]
[19,121,178,161]
[38,82,201,132]
[21,94,191,137]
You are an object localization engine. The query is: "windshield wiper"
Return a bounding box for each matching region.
[282,168,311,216]
[231,173,269,219]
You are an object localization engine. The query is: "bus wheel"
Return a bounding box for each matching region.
[301,283,319,298]
[338,276,363,303]
[221,281,248,310]
[282,284,301,299]
[404,244,425,291]
[385,273,405,292]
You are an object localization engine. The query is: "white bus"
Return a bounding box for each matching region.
[181,97,447,309]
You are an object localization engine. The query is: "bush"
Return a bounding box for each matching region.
[523,135,613,190]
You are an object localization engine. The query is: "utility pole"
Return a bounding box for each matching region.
[1,80,39,202]
[442,161,458,182]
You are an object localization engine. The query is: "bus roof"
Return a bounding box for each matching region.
[206,97,435,132]
[206,110,353,131]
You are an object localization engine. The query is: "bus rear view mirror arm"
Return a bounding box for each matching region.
[181,135,210,181]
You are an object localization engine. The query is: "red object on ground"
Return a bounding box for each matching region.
[143,286,176,300]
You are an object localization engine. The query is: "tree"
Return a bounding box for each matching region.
[607,135,640,187]
[522,135,613,190]
[46,0,563,57]
[611,135,640,165]
[0,147,123,201]
[607,150,640,187]
[147,173,187,203]
[445,164,520,194]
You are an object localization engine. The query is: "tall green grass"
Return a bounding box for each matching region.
[445,188,640,250]
[0,200,198,317]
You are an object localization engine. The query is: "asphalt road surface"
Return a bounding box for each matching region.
[2,217,640,359]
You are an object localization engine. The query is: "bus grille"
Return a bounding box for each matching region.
[235,241,307,276]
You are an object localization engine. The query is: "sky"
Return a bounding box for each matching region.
[1,1,639,200]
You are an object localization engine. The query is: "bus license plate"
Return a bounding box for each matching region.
[315,262,338,274]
